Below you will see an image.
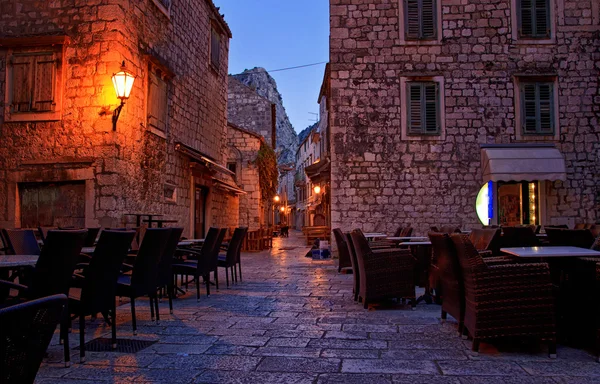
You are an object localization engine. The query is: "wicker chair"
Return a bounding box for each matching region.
[0,294,67,384]
[333,228,352,272]
[345,232,360,302]
[350,229,415,309]
[450,233,556,355]
[546,228,595,248]
[468,228,501,255]
[502,226,540,247]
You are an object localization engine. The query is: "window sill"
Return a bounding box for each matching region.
[517,133,558,141]
[4,111,61,122]
[147,125,167,140]
[513,38,556,45]
[398,40,442,46]
[402,134,445,141]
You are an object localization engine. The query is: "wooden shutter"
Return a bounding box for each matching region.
[521,83,538,134]
[407,83,423,134]
[423,83,439,134]
[405,0,421,39]
[32,53,57,112]
[534,0,550,37]
[421,0,436,39]
[211,27,221,68]
[148,70,168,132]
[10,55,33,112]
[520,0,534,37]
[537,83,553,134]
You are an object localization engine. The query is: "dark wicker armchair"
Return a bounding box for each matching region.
[345,232,360,302]
[502,226,540,247]
[468,228,501,255]
[0,294,67,384]
[546,228,595,248]
[333,228,351,272]
[450,233,556,356]
[350,229,415,309]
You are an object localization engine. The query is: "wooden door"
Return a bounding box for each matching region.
[20,182,86,228]
[194,186,208,239]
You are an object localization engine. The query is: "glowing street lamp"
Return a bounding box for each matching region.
[314,185,321,194]
[111,61,136,131]
[274,195,280,203]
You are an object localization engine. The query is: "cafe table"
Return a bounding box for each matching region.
[0,255,39,268]
[178,239,205,247]
[387,236,429,242]
[81,247,95,254]
[500,246,600,258]
[363,233,388,240]
[399,241,432,246]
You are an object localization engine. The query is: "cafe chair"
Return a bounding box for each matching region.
[450,233,556,357]
[233,227,248,283]
[345,232,360,302]
[155,227,184,316]
[218,227,246,287]
[2,229,41,255]
[333,228,352,272]
[70,230,135,363]
[350,229,416,309]
[0,294,68,384]
[116,228,170,335]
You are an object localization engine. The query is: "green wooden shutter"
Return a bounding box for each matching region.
[11,54,33,112]
[422,0,436,39]
[534,0,550,37]
[405,0,421,39]
[521,83,538,134]
[537,83,553,134]
[32,53,56,112]
[520,0,550,37]
[519,0,534,37]
[407,83,423,134]
[423,83,439,134]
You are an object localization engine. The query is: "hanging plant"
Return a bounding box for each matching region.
[256,142,278,202]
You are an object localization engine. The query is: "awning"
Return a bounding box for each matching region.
[212,177,247,195]
[481,144,567,183]
[175,142,235,177]
[304,157,331,184]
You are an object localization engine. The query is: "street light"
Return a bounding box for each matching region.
[111,61,136,131]
[314,185,321,194]
[274,195,280,203]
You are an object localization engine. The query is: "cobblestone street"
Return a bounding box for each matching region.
[36,231,600,383]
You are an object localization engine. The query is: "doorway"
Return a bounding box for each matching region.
[497,181,539,226]
[194,185,209,239]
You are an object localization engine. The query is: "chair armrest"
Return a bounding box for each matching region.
[478,250,493,258]
[0,279,28,291]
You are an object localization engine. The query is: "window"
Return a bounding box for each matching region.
[519,81,555,135]
[518,0,550,38]
[227,162,237,175]
[404,0,437,40]
[151,0,171,17]
[406,82,440,135]
[147,64,169,136]
[164,182,177,203]
[3,38,66,122]
[210,25,222,70]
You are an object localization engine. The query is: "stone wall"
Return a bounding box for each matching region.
[0,0,236,236]
[329,0,600,235]
[228,76,274,148]
[226,123,264,230]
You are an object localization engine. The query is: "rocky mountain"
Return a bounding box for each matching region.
[231,68,298,164]
[298,122,317,146]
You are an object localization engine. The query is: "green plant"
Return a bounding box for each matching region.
[256,142,278,202]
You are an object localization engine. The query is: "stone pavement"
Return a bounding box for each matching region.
[36,231,600,383]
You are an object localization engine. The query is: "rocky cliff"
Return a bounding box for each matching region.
[231,68,298,164]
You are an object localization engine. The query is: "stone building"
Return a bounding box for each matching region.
[0,0,242,237]
[226,122,264,230]
[329,0,600,234]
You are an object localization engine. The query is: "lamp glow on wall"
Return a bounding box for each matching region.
[111,61,136,131]
[274,195,280,203]
[313,185,321,194]
[280,206,285,212]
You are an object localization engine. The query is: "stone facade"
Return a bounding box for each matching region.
[226,122,264,230]
[329,0,600,235]
[228,76,275,149]
[0,0,239,236]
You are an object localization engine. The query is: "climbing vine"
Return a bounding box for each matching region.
[256,142,278,202]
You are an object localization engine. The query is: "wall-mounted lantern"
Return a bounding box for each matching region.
[313,185,321,194]
[274,195,280,203]
[111,61,136,131]
[280,206,285,212]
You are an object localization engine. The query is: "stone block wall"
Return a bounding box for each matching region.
[226,123,264,230]
[228,76,274,147]
[0,0,236,236]
[329,0,600,235]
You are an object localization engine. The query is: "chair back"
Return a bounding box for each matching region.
[225,228,245,265]
[345,232,360,296]
[207,228,227,271]
[440,225,461,234]
[235,227,248,264]
[592,235,600,252]
[0,294,67,384]
[429,232,464,313]
[83,227,101,247]
[2,229,41,255]
[80,230,136,314]
[156,227,184,288]
[547,228,595,248]
[332,228,351,270]
[350,229,371,275]
[450,233,487,298]
[37,227,57,244]
[468,228,501,254]
[28,230,87,299]
[502,226,539,247]
[400,227,413,237]
[131,228,171,295]
[194,227,220,273]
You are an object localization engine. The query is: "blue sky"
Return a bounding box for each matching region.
[213,0,330,134]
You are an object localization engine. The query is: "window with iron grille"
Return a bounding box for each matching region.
[210,25,221,70]
[520,82,554,135]
[518,0,551,38]
[406,82,440,135]
[404,0,437,40]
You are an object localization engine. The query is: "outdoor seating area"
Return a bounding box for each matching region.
[332,223,600,361]
[0,223,248,382]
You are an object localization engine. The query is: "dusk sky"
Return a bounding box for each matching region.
[213,0,330,134]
